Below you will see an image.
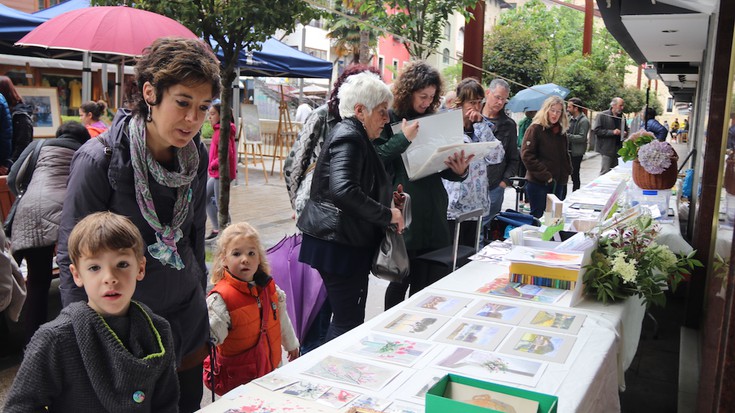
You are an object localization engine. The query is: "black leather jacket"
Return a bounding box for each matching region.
[297,117,392,248]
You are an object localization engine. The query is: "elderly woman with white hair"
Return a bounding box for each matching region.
[297,72,404,340]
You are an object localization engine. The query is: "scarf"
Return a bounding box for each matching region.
[129,116,199,269]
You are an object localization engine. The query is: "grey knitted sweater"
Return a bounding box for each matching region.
[3,301,179,412]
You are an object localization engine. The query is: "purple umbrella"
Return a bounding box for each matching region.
[267,234,327,342]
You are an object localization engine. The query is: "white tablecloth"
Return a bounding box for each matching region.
[200,259,644,413]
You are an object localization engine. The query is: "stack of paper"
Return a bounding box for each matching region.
[391,110,500,181]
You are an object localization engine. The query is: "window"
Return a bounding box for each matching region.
[443,48,450,65]
[392,59,399,80]
[378,57,385,77]
[444,22,451,39]
[667,97,674,112]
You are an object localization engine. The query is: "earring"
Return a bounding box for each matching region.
[146,102,152,122]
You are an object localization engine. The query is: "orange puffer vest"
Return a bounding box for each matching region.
[210,271,282,368]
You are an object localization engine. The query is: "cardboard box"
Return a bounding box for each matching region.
[426,374,558,413]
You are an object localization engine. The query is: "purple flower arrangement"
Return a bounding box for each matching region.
[637,140,675,174]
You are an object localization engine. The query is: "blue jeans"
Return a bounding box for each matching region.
[206,177,231,231]
[525,180,565,218]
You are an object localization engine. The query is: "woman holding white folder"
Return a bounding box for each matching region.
[374,62,472,310]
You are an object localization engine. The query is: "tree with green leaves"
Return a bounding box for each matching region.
[92,0,320,229]
[326,1,379,64]
[359,0,479,60]
[482,25,545,95]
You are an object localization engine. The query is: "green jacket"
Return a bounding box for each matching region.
[373,110,465,251]
[517,116,533,148]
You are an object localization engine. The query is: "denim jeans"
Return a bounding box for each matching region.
[320,269,369,341]
[525,180,565,218]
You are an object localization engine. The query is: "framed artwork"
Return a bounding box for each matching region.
[435,319,512,351]
[374,311,450,340]
[434,346,547,387]
[343,333,435,367]
[499,328,577,364]
[240,103,262,142]
[519,309,586,335]
[16,87,61,138]
[303,355,402,391]
[464,299,530,325]
[408,293,473,316]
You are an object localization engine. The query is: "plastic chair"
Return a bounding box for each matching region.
[416,208,485,273]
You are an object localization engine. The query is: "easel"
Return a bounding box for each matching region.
[271,85,299,177]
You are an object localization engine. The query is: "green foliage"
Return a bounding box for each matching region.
[201,121,213,141]
[325,1,379,64]
[583,215,703,307]
[483,26,545,95]
[442,63,463,89]
[617,130,654,162]
[486,0,636,108]
[362,0,478,59]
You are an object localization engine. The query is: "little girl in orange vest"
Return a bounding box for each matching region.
[204,222,299,396]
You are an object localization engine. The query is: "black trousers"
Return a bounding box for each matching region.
[14,245,55,345]
[571,155,583,192]
[320,269,369,341]
[178,363,203,412]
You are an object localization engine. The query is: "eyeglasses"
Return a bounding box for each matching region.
[491,94,508,102]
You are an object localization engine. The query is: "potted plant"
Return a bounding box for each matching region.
[618,130,679,189]
[583,215,702,307]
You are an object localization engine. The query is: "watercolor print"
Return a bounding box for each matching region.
[252,373,298,391]
[408,293,473,316]
[505,246,584,266]
[282,381,331,401]
[374,311,450,340]
[464,299,530,325]
[435,346,546,387]
[500,328,577,364]
[303,355,402,391]
[391,367,449,403]
[520,309,586,335]
[347,394,393,412]
[476,277,567,304]
[343,333,434,366]
[195,389,332,413]
[316,387,361,409]
[435,319,512,351]
[383,401,425,413]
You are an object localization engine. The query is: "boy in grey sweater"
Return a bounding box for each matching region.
[4,212,179,412]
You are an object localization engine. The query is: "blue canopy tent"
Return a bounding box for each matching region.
[212,37,333,79]
[0,3,47,42]
[32,0,90,18]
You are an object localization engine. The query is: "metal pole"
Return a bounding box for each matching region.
[82,51,92,103]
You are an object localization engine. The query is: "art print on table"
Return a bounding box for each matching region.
[344,333,434,366]
[392,367,447,403]
[282,381,331,400]
[435,346,546,387]
[464,299,530,325]
[374,311,450,340]
[252,373,298,391]
[500,328,577,364]
[408,293,473,316]
[435,319,512,351]
[303,355,401,391]
[347,394,393,412]
[196,388,332,413]
[383,401,424,413]
[477,277,568,304]
[520,309,586,335]
[445,381,539,413]
[315,387,361,409]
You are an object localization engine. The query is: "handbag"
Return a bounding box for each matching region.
[372,193,412,283]
[203,286,275,397]
[4,139,47,238]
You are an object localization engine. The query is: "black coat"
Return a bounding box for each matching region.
[297,117,392,248]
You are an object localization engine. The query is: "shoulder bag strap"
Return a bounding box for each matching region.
[18,139,47,194]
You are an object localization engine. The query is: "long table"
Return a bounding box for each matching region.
[199,259,644,413]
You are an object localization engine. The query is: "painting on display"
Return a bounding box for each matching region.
[374,311,450,340]
[464,299,530,325]
[499,328,577,364]
[303,355,402,392]
[407,293,473,316]
[343,333,435,367]
[435,319,512,351]
[519,309,586,335]
[16,87,61,138]
[434,346,547,387]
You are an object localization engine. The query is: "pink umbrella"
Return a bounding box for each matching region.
[16,6,198,56]
[15,6,199,106]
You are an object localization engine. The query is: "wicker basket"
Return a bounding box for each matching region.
[632,158,678,190]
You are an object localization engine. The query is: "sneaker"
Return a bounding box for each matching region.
[205,231,219,241]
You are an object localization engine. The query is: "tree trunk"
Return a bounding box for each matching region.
[217,59,237,231]
[359,28,371,65]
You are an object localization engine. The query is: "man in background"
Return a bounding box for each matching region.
[593,97,628,175]
[481,78,519,221]
[567,97,590,192]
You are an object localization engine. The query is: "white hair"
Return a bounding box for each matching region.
[338,72,393,119]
